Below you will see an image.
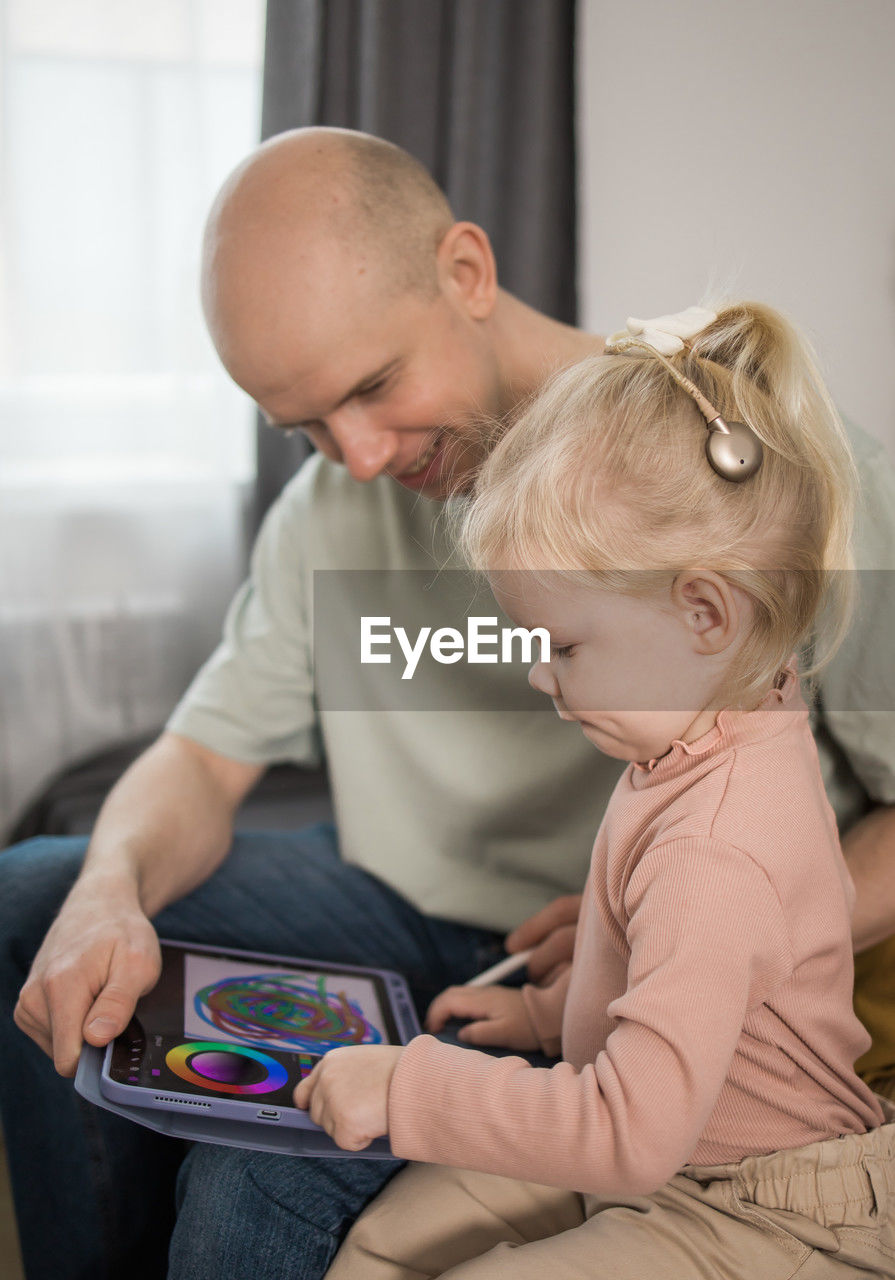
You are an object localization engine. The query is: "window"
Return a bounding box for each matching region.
[0,0,267,837]
[1,0,266,486]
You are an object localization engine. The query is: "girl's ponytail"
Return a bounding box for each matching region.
[690,303,857,677]
[461,299,859,708]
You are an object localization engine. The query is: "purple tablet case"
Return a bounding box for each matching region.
[74,939,421,1159]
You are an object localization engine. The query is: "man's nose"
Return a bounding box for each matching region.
[326,410,399,482]
[528,661,560,698]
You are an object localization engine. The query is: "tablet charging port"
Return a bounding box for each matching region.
[257,1108,280,1120]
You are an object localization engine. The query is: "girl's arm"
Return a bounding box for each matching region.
[385,838,794,1197]
[520,965,572,1056]
[294,983,550,1149]
[421,966,573,1055]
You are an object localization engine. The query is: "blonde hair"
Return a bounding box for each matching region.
[459,302,857,708]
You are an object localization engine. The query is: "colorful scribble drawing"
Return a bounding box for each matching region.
[193,973,383,1053]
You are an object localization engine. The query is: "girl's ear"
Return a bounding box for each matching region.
[671,571,746,656]
[435,222,498,320]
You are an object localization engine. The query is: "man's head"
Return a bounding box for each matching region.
[202,127,508,498]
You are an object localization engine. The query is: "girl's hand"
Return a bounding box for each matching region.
[293,1045,403,1151]
[425,984,539,1050]
[505,893,581,983]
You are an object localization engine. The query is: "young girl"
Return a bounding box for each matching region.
[296,302,895,1279]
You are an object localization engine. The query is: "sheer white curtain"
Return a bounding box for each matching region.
[0,0,266,837]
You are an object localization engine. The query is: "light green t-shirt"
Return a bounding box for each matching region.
[168,422,895,944]
[168,454,613,932]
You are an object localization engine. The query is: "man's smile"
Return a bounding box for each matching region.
[391,430,449,488]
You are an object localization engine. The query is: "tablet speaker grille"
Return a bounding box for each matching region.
[155,1095,212,1108]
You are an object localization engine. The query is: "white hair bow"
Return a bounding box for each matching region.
[606,306,717,357]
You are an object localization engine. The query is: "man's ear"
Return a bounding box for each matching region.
[671,571,746,656]
[435,222,497,320]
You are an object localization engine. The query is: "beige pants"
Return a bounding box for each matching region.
[327,1095,895,1279]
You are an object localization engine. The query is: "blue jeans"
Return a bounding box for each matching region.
[0,825,511,1280]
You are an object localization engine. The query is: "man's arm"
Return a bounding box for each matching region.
[13,731,262,1077]
[843,804,895,954]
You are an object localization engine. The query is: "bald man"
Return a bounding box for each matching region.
[203,128,594,492]
[2,129,894,1280]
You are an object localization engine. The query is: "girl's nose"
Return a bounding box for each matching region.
[528,660,560,698]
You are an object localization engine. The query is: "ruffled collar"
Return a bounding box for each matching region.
[630,663,804,787]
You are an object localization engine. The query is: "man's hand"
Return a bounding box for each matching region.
[293,1045,403,1151]
[505,893,581,983]
[13,733,260,1080]
[13,877,161,1078]
[843,804,895,953]
[425,984,539,1050]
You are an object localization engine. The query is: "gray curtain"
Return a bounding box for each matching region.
[256,0,577,520]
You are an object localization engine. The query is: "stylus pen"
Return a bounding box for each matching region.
[464,948,534,987]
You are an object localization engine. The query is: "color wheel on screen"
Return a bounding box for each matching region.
[165,1041,289,1095]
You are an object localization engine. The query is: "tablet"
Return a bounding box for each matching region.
[74,939,421,1158]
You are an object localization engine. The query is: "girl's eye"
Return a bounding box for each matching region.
[551,644,575,660]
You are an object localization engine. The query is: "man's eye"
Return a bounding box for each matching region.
[357,377,388,398]
[551,645,575,660]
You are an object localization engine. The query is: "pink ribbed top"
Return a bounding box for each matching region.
[388,669,884,1196]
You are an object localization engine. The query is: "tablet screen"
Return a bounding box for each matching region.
[107,942,401,1106]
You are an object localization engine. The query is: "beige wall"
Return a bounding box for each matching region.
[577,0,895,455]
